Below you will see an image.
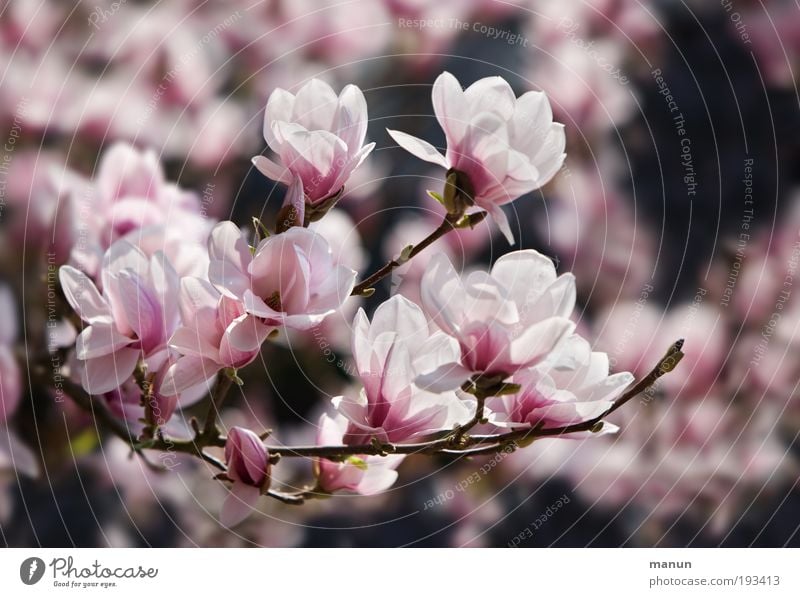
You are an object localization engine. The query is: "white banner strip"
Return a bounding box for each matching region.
[1,548,798,596]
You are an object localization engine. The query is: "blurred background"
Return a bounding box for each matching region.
[1,0,800,547]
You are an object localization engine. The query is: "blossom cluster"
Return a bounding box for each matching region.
[37,74,635,526]
[2,0,791,547]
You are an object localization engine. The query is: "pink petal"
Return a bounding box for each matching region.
[115,271,161,347]
[263,87,295,149]
[178,277,219,326]
[226,314,271,352]
[75,323,133,359]
[168,327,218,360]
[80,347,140,395]
[282,175,306,227]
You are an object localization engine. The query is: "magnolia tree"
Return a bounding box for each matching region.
[38,73,684,527]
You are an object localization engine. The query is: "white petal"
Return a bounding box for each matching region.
[420,253,464,336]
[464,76,516,120]
[292,78,338,131]
[484,202,515,245]
[432,71,468,145]
[356,459,403,495]
[101,239,149,280]
[350,308,372,375]
[115,271,159,346]
[251,155,293,185]
[75,323,133,359]
[208,221,251,298]
[159,356,219,396]
[335,84,368,153]
[178,277,219,325]
[509,318,575,369]
[226,314,271,352]
[59,266,109,323]
[491,249,558,311]
[208,221,251,271]
[386,129,448,168]
[370,295,429,348]
[532,123,566,186]
[80,347,140,395]
[168,326,219,360]
[263,87,295,148]
[283,175,306,228]
[415,362,472,393]
[220,482,261,527]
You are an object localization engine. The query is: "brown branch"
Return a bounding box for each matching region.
[49,338,683,496]
[58,375,137,444]
[262,339,685,459]
[351,211,487,296]
[201,371,235,438]
[52,365,229,471]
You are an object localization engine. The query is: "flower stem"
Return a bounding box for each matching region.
[351,211,487,296]
[47,340,683,490]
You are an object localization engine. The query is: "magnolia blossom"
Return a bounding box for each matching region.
[489,335,633,433]
[59,240,181,394]
[161,278,260,396]
[417,250,576,391]
[314,413,404,495]
[388,71,565,242]
[252,78,374,207]
[334,295,472,443]
[208,221,357,350]
[222,427,270,527]
[67,143,206,275]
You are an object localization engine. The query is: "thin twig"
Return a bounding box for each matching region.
[262,339,685,459]
[351,211,487,296]
[52,338,683,482]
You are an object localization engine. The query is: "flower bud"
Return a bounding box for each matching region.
[225,426,270,490]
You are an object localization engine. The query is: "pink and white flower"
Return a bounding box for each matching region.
[417,250,576,391]
[207,221,357,351]
[252,78,375,207]
[222,427,270,527]
[334,295,472,443]
[59,240,181,395]
[314,413,404,495]
[489,335,633,433]
[160,278,260,396]
[67,143,206,276]
[387,71,566,242]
